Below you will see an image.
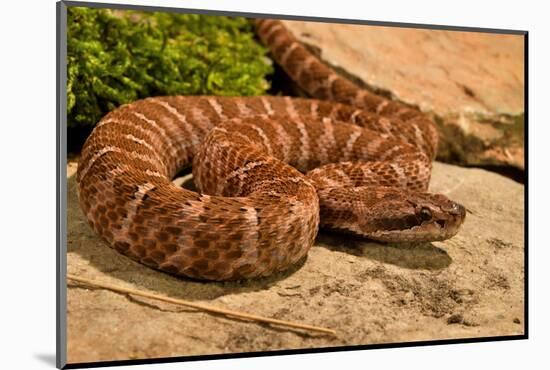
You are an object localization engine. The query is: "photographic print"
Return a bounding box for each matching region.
[57,1,526,368]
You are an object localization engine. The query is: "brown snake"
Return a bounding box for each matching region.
[76,19,466,281]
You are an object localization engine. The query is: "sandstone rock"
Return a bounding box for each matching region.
[66,159,524,364]
[280,20,525,170]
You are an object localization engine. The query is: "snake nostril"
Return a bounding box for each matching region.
[436,220,446,228]
[457,204,466,218]
[450,203,466,217]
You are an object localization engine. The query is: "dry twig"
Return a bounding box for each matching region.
[67,274,336,336]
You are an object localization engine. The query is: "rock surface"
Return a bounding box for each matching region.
[66,160,524,364]
[280,20,525,170]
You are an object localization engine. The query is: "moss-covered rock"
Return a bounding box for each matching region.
[67,7,273,128]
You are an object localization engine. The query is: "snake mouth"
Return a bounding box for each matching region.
[365,202,466,243]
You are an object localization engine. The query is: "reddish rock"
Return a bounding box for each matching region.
[281,20,525,170]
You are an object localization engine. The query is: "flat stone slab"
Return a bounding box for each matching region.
[281,20,525,169]
[66,159,524,364]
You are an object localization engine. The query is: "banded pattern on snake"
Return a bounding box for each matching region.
[76,19,466,281]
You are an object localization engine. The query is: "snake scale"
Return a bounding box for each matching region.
[76,19,466,281]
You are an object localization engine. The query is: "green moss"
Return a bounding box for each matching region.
[67,7,273,127]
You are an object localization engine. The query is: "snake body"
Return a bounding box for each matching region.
[77,19,465,280]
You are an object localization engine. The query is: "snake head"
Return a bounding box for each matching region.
[358,190,466,243]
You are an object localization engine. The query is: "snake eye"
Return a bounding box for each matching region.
[420,207,432,221]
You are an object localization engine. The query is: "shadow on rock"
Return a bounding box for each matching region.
[316,230,453,270]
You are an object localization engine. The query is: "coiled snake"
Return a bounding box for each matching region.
[76,19,466,281]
